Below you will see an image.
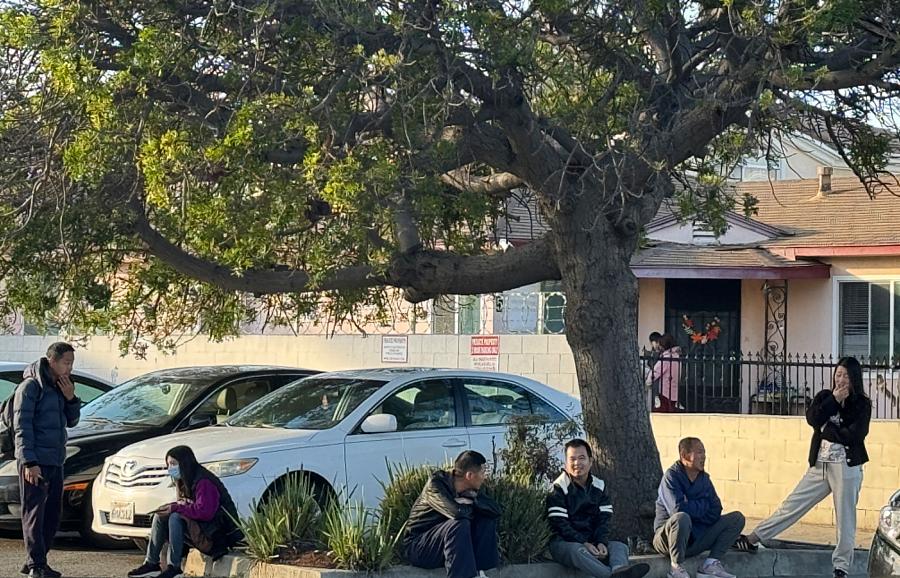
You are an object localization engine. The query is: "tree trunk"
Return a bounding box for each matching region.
[552,208,662,540]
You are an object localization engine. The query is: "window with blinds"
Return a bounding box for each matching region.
[839,281,896,359]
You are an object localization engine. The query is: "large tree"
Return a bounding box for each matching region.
[1,0,899,536]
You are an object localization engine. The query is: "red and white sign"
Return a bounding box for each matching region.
[470,335,500,356]
[470,335,500,372]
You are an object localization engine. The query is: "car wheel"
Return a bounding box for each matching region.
[132,537,149,552]
[260,472,335,512]
[80,485,139,550]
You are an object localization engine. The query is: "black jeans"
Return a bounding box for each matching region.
[405,516,500,578]
[18,463,64,570]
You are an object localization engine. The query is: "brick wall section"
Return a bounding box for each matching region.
[651,414,900,531]
[2,335,897,530]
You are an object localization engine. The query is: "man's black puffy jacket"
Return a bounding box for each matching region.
[403,470,501,547]
[546,471,613,545]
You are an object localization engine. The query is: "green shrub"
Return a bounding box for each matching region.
[378,462,433,545]
[237,473,322,561]
[378,461,552,565]
[323,499,403,571]
[495,415,581,486]
[484,477,553,564]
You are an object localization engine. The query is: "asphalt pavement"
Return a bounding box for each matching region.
[0,530,144,578]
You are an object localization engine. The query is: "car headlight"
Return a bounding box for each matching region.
[65,446,80,460]
[202,459,258,478]
[879,504,900,545]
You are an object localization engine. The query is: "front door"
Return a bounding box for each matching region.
[343,378,468,507]
[665,279,742,412]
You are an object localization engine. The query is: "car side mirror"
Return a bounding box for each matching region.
[187,413,216,429]
[361,414,398,434]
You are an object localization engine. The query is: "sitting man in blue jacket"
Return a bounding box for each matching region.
[653,437,745,578]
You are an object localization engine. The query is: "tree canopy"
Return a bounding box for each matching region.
[2,0,899,535]
[2,0,897,347]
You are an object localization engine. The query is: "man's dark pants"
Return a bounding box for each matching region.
[406,516,499,578]
[18,463,64,570]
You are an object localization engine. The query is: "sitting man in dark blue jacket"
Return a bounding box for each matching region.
[653,437,745,578]
[403,450,501,578]
[547,439,649,578]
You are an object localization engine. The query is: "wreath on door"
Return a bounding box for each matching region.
[682,315,722,344]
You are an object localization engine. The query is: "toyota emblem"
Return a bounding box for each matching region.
[124,460,137,472]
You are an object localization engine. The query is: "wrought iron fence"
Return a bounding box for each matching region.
[640,351,900,419]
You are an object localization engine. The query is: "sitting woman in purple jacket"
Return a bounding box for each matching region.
[127,446,243,578]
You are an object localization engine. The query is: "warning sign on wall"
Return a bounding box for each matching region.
[470,335,500,356]
[470,335,500,371]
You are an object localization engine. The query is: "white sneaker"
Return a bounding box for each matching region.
[698,560,736,578]
[668,565,691,578]
[477,572,488,578]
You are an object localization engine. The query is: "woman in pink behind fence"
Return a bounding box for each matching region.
[646,333,682,412]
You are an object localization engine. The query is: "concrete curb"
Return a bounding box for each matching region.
[185,548,869,578]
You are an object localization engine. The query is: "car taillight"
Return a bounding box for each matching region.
[880,505,900,545]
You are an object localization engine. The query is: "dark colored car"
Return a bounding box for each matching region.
[1,361,113,407]
[0,365,316,547]
[869,489,900,578]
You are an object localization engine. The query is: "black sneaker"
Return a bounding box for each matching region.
[833,569,847,578]
[20,563,27,575]
[127,562,162,578]
[612,563,651,578]
[157,566,183,578]
[28,569,56,578]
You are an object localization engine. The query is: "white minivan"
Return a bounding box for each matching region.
[91,368,581,542]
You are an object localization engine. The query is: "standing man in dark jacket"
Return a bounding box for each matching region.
[546,439,649,578]
[404,450,501,578]
[14,342,81,578]
[653,437,745,578]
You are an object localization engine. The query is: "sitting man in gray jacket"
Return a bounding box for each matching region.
[14,343,81,578]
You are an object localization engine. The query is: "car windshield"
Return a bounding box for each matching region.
[80,372,216,427]
[228,377,387,430]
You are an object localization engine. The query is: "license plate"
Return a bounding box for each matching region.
[109,501,134,525]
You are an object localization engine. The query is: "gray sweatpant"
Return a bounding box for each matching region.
[550,539,630,578]
[653,511,745,565]
[752,461,863,572]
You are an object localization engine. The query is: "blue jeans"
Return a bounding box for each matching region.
[549,539,630,578]
[145,512,186,569]
[405,516,500,578]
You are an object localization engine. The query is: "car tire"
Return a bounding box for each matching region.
[132,537,149,552]
[260,472,335,512]
[80,485,138,550]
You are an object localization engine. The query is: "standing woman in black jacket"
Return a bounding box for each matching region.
[746,357,871,578]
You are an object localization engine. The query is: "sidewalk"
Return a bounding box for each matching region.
[745,517,873,550]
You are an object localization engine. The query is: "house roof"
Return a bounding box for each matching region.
[738,176,900,250]
[630,243,831,279]
[495,174,900,276]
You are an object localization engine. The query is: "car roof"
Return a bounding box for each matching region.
[0,361,112,385]
[310,366,560,385]
[125,365,317,381]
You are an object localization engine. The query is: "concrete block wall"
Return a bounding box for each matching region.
[0,334,581,395]
[651,414,900,531]
[2,334,897,530]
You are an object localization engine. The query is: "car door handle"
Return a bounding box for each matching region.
[442,438,467,448]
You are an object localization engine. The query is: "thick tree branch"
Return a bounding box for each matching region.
[129,203,558,299]
[440,168,524,196]
[771,47,900,91]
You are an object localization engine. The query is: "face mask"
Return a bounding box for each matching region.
[168,466,181,480]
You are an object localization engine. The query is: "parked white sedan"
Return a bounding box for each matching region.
[91,368,580,540]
